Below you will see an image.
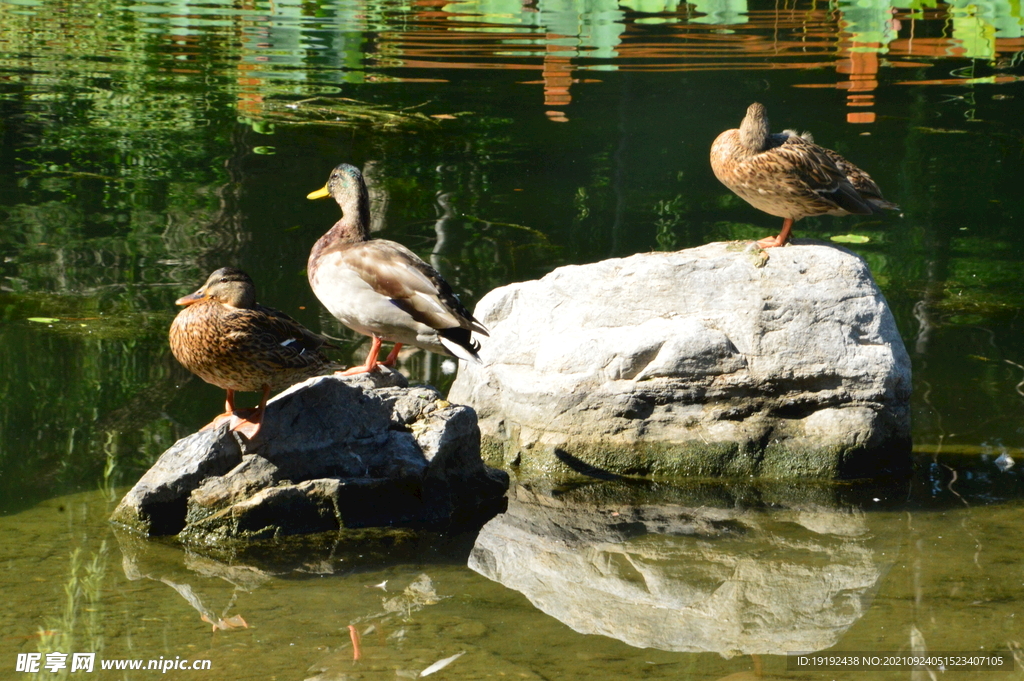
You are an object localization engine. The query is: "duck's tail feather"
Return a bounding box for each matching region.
[867,197,901,213]
[437,327,482,363]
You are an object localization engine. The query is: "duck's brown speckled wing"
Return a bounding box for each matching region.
[816,146,900,211]
[333,240,488,336]
[768,136,878,216]
[226,305,335,372]
[169,300,336,393]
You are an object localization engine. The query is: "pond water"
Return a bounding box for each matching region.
[1,0,1024,678]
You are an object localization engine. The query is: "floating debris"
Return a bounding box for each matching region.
[420,651,465,677]
[384,574,447,616]
[995,452,1015,471]
[348,625,362,661]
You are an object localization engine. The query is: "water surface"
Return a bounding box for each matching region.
[1,0,1023,678]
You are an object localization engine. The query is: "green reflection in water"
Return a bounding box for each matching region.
[0,1,1023,674]
[689,0,748,25]
[838,0,899,50]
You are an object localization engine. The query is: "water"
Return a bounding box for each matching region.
[1,0,1024,678]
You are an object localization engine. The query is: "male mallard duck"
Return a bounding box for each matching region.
[306,163,488,375]
[710,102,899,248]
[169,267,337,438]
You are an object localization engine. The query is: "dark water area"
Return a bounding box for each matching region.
[1,0,1024,678]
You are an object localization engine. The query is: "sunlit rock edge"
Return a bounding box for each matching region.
[110,369,509,540]
[450,241,912,480]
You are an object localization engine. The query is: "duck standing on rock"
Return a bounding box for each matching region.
[169,267,338,438]
[710,102,899,248]
[305,163,488,375]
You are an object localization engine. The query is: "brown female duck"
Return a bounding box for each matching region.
[710,102,899,248]
[169,267,337,438]
[306,163,488,375]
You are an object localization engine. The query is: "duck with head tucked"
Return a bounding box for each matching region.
[305,163,488,375]
[710,102,899,248]
[169,267,338,438]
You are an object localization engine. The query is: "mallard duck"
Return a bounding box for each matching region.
[710,102,899,248]
[169,267,337,438]
[305,163,488,375]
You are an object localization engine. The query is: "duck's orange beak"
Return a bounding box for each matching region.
[175,288,207,306]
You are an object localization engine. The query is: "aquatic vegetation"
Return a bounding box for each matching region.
[35,543,109,680]
[241,97,452,131]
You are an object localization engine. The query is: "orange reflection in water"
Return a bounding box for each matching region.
[220,1,1024,127]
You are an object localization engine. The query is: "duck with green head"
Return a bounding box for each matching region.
[305,163,488,375]
[169,267,338,438]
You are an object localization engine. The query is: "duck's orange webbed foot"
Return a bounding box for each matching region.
[227,410,263,439]
[200,412,234,432]
[754,235,786,249]
[335,335,385,376]
[200,385,269,439]
[337,364,373,376]
[755,217,794,249]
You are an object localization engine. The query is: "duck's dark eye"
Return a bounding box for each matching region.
[219,278,228,283]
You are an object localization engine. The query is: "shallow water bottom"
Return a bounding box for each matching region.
[1,460,1022,681]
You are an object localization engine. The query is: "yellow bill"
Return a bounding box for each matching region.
[307,185,330,200]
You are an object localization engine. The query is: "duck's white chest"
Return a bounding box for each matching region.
[309,253,425,342]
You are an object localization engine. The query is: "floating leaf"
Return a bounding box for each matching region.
[27,317,60,324]
[830,234,870,244]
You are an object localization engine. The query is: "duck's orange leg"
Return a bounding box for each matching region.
[230,384,270,439]
[381,343,403,367]
[338,335,383,376]
[201,385,268,438]
[756,217,794,249]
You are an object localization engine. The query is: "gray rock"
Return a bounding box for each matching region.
[450,242,911,479]
[111,369,508,540]
[469,482,894,655]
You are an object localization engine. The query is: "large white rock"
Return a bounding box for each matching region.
[450,242,911,479]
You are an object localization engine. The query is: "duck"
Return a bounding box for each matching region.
[710,102,899,248]
[305,163,488,375]
[169,267,338,438]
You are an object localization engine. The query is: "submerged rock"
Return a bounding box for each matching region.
[450,242,911,479]
[111,369,508,540]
